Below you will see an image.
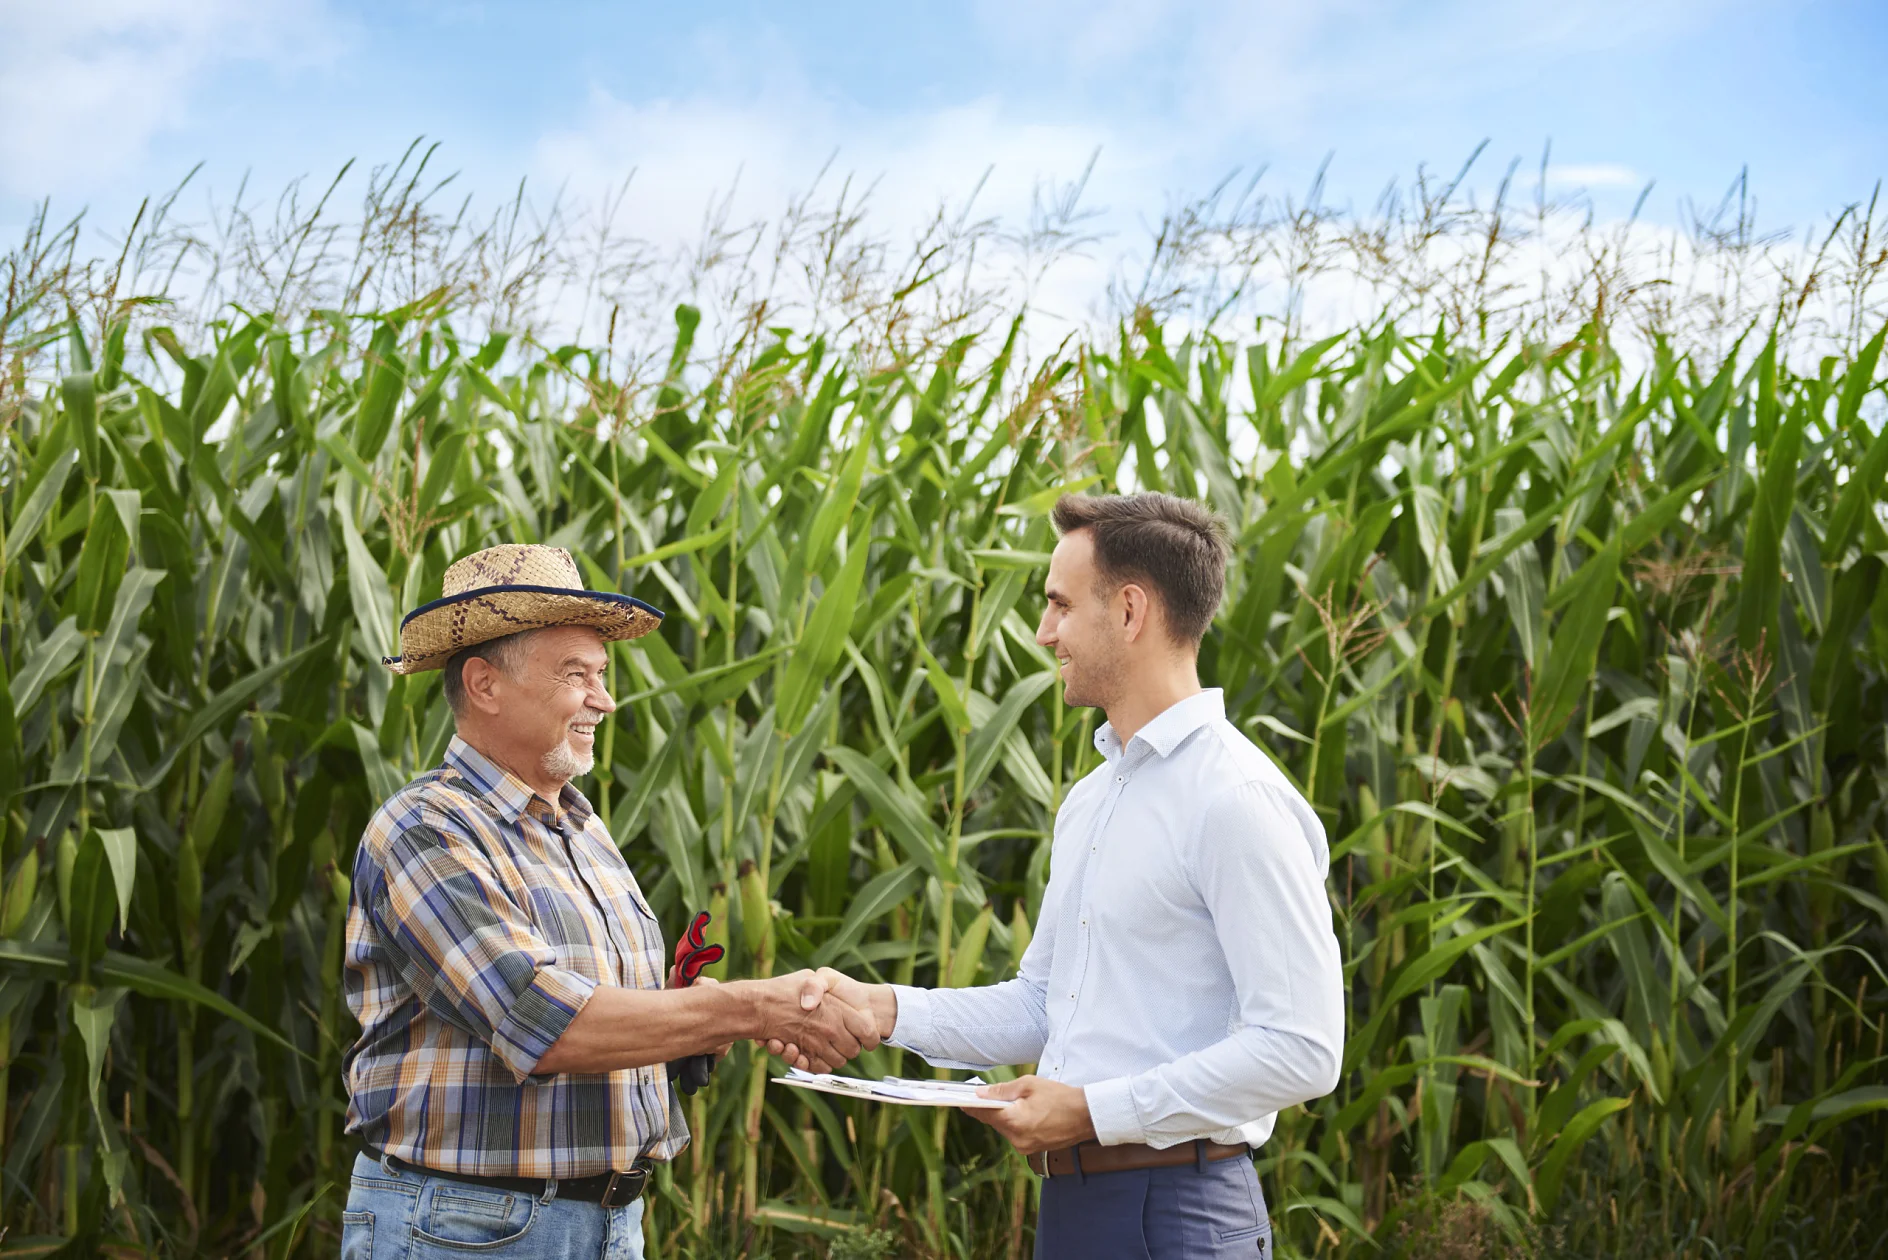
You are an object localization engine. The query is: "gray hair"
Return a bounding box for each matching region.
[442,629,542,717]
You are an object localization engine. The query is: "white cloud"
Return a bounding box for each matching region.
[516,0,1775,361]
[1546,163,1644,189]
[535,89,1126,243]
[12,0,1846,369]
[967,0,1727,142]
[0,0,341,199]
[529,82,1157,339]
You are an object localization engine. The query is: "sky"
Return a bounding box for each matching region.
[2,0,1884,328]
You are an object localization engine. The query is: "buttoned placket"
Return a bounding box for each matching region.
[543,803,663,1089]
[1046,735,1143,1076]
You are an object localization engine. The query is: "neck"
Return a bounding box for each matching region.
[1102,655,1204,748]
[456,724,568,804]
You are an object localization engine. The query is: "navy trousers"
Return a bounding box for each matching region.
[1034,1154,1272,1258]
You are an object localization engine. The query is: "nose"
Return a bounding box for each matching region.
[1036,606,1056,648]
[590,674,617,714]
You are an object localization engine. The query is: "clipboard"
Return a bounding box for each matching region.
[771,1067,1015,1109]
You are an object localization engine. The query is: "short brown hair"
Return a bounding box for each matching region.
[1051,492,1231,643]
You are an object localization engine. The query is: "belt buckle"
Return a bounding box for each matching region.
[1026,1151,1048,1178]
[600,1167,647,1208]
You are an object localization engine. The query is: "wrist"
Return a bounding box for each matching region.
[723,977,767,1039]
[1073,1084,1099,1144]
[874,985,898,1039]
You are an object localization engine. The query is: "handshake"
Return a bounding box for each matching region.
[683,967,1088,1156]
[727,967,1089,1156]
[695,966,897,1075]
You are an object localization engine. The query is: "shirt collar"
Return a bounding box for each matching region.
[445,735,594,828]
[1093,688,1225,762]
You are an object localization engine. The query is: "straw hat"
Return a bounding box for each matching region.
[382,544,665,674]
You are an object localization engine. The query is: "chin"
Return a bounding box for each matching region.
[541,741,596,781]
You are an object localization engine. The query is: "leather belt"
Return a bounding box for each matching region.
[1027,1139,1250,1178]
[362,1145,654,1208]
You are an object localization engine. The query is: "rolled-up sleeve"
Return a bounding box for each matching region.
[367,820,597,1082]
[1083,780,1345,1147]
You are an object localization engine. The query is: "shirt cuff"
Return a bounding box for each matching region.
[490,965,598,1083]
[1082,1076,1146,1146]
[885,984,936,1054]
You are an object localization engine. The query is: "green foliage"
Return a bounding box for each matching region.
[0,301,1884,1260]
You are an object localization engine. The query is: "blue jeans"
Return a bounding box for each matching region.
[341,1153,646,1260]
[1035,1154,1271,1259]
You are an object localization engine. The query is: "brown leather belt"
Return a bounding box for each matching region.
[1026,1139,1250,1178]
[362,1144,654,1208]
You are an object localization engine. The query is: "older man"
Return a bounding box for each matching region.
[812,495,1346,1259]
[341,544,875,1259]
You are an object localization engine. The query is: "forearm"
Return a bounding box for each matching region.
[887,977,1049,1069]
[534,981,758,1076]
[1083,1024,1342,1147]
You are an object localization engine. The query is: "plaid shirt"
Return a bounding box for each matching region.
[343,736,687,1177]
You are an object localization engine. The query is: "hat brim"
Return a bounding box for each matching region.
[382,585,665,674]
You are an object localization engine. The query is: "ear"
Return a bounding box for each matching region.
[458,656,508,716]
[1119,582,1154,643]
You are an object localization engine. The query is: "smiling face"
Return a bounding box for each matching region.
[464,625,617,790]
[1035,529,1128,710]
[520,626,615,781]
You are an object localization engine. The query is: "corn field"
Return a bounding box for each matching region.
[1,266,1887,1259]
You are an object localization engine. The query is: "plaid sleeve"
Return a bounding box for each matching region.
[367,819,597,1082]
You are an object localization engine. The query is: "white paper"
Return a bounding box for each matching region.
[771,1067,1015,1108]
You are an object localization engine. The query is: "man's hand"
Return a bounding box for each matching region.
[741,969,881,1073]
[970,1075,1097,1156]
[763,968,896,1062]
[817,967,898,1039]
[747,971,821,1070]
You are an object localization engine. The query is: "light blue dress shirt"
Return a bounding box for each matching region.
[888,688,1345,1150]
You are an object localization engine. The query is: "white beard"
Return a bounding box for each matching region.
[543,707,607,782]
[541,736,595,782]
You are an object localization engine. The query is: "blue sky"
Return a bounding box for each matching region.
[3,0,1884,289]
